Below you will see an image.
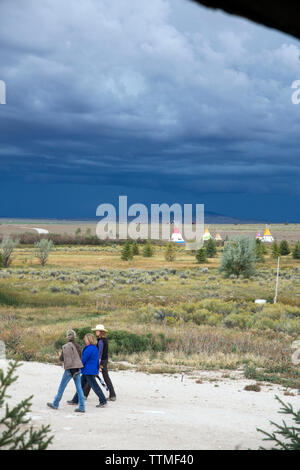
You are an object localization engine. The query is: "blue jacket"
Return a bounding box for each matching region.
[81,344,99,375]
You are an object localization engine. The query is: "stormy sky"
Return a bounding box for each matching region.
[0,0,299,221]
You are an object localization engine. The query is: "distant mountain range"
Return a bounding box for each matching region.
[0,211,265,224]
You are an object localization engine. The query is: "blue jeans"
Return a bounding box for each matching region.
[71,374,107,405]
[52,370,85,411]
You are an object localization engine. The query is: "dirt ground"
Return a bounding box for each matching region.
[1,360,299,450]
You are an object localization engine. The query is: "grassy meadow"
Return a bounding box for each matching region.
[0,227,300,389]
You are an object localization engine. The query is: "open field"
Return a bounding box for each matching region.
[0,238,300,389]
[1,219,300,241]
[1,231,300,449]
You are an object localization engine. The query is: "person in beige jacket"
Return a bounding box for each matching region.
[47,330,85,413]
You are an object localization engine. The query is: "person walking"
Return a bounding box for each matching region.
[47,330,85,413]
[68,333,107,408]
[92,324,116,401]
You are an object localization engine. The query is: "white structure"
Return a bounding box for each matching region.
[203,228,212,241]
[170,226,185,244]
[261,227,274,243]
[215,233,222,241]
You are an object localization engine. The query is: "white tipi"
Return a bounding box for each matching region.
[261,227,274,243]
[170,225,185,244]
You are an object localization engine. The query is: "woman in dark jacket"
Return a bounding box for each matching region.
[81,324,116,401]
[69,333,107,408]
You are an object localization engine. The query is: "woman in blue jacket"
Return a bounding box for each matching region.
[69,333,107,408]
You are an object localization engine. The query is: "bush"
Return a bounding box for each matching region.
[69,328,168,354]
[34,239,53,266]
[219,236,256,278]
[165,243,176,261]
[0,237,19,267]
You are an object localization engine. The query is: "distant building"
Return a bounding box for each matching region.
[261,227,274,243]
[215,233,222,241]
[170,226,185,244]
[203,227,212,241]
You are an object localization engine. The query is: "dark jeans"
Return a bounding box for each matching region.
[84,360,116,399]
[72,374,107,405]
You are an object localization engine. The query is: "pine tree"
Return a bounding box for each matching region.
[293,242,300,260]
[271,241,280,259]
[121,241,133,261]
[257,395,300,450]
[205,238,217,258]
[143,241,154,258]
[255,239,265,263]
[132,242,140,256]
[0,361,53,450]
[196,247,207,264]
[280,240,291,256]
[165,242,176,261]
[219,236,256,278]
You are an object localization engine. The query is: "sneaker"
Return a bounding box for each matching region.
[75,408,85,413]
[47,402,57,410]
[108,396,116,401]
[96,403,107,408]
[67,401,76,405]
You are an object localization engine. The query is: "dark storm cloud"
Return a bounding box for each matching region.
[0,0,300,219]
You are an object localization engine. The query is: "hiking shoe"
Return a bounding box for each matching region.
[67,401,76,405]
[96,403,107,408]
[47,402,57,410]
[108,396,116,401]
[75,408,85,413]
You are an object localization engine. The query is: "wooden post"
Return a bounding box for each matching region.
[274,256,280,304]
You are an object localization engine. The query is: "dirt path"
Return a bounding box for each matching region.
[1,360,298,450]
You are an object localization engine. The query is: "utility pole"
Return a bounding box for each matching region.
[274,256,280,304]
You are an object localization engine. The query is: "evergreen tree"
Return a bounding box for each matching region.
[121,241,133,261]
[257,396,300,450]
[219,236,256,278]
[165,242,176,261]
[196,247,207,264]
[205,238,217,258]
[132,242,140,256]
[143,241,154,258]
[292,242,300,260]
[280,240,291,256]
[255,239,265,263]
[271,240,280,259]
[0,361,53,450]
[0,251,3,269]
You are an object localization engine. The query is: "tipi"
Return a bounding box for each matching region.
[170,225,185,244]
[261,227,274,243]
[203,227,212,241]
